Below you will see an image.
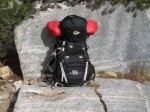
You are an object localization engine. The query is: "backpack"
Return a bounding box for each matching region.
[52,39,95,86]
[45,15,97,86]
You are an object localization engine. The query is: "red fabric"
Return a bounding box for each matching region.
[86,20,98,35]
[47,20,98,37]
[47,21,62,36]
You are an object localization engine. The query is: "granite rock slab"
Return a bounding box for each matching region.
[14,79,150,112]
[14,4,150,80]
[96,78,150,112]
[14,85,103,112]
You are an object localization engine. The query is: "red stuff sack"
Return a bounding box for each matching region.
[47,20,98,37]
[86,20,98,35]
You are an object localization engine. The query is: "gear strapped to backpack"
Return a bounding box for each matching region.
[46,15,98,86]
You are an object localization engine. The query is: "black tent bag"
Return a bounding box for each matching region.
[45,15,95,87]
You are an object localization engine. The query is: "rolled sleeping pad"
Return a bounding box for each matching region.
[47,20,98,37]
[47,21,62,36]
[86,20,98,35]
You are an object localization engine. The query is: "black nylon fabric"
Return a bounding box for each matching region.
[55,38,88,56]
[60,15,89,42]
[46,15,95,86]
[53,39,95,86]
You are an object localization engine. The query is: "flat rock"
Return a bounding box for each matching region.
[96,78,150,112]
[146,8,150,20]
[14,79,150,112]
[139,82,150,112]
[14,85,103,112]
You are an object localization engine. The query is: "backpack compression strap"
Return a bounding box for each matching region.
[83,62,89,81]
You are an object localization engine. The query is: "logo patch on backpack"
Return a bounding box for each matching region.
[73,31,80,35]
[69,70,79,75]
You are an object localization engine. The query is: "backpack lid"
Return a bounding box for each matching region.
[60,15,88,42]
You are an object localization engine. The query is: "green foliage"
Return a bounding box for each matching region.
[0,0,32,42]
[94,0,150,8]
[0,0,149,42]
[95,0,103,5]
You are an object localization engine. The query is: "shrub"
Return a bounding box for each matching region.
[0,0,32,42]
[0,0,149,43]
[95,0,150,8]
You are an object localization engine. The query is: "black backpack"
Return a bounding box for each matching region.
[44,15,95,86]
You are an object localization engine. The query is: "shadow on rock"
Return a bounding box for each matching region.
[41,27,56,79]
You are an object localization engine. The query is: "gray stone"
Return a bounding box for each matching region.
[146,8,150,20]
[32,0,43,13]
[14,85,103,112]
[138,82,150,112]
[32,0,43,10]
[14,79,150,112]
[14,4,150,80]
[96,78,150,112]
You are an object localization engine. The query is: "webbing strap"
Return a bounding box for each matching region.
[48,46,63,72]
[83,62,88,81]
[60,62,68,83]
[62,41,66,51]
[54,82,64,87]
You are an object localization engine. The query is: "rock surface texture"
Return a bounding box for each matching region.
[96,79,150,112]
[0,66,23,112]
[0,80,22,112]
[14,79,150,112]
[14,85,103,112]
[14,4,150,80]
